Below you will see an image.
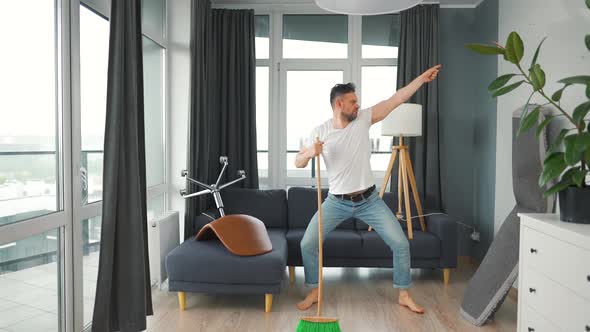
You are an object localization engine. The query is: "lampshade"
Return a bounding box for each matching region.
[314,0,423,15]
[381,103,422,137]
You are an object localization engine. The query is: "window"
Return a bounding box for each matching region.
[142,0,165,40]
[252,13,400,187]
[256,15,270,180]
[1,0,168,330]
[0,0,60,224]
[256,67,269,178]
[80,5,109,204]
[286,71,344,177]
[361,14,399,173]
[283,15,348,59]
[362,14,400,58]
[362,66,397,172]
[255,15,269,59]
[143,37,166,188]
[0,229,61,331]
[81,216,101,327]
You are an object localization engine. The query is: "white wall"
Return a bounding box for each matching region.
[494,0,590,232]
[167,0,191,238]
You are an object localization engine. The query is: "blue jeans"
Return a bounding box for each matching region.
[300,190,412,289]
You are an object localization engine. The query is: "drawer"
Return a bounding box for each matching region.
[522,268,590,331]
[522,226,590,301]
[519,305,561,332]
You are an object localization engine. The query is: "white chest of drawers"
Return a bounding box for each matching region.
[518,213,590,332]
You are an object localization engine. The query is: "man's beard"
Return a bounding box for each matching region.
[341,111,357,122]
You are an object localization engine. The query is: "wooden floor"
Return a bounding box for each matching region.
[147,264,517,332]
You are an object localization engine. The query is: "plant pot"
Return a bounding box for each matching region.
[558,186,590,224]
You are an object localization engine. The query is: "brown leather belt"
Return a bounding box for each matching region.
[333,185,376,202]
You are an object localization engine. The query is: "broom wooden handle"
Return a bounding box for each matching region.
[315,137,324,318]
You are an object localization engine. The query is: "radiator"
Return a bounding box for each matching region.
[147,210,180,288]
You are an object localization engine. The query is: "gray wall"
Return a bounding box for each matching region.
[439,0,498,259]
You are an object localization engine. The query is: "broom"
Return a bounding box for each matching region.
[296,137,342,332]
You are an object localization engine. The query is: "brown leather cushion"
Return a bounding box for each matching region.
[195,214,272,256]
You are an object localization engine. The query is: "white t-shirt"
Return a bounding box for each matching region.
[304,108,375,195]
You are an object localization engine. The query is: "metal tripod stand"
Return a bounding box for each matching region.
[180,156,246,217]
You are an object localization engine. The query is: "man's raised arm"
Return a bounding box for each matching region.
[370,64,441,125]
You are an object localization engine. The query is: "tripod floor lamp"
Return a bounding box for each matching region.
[370,103,426,239]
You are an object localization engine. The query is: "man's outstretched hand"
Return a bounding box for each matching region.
[420,64,441,83]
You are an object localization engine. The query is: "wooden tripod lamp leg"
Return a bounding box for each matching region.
[400,148,413,239]
[379,148,398,198]
[404,151,426,232]
[397,158,403,219]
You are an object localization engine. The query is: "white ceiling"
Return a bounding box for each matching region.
[211,0,485,9]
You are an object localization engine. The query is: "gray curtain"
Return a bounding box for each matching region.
[92,0,153,330]
[392,4,442,211]
[185,2,258,239]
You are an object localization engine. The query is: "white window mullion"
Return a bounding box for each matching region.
[270,12,282,189]
[67,0,84,331]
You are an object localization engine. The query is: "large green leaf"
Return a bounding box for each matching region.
[572,169,589,187]
[536,115,555,138]
[558,75,590,85]
[551,84,569,102]
[587,0,590,10]
[518,106,541,136]
[530,64,546,90]
[492,80,525,97]
[504,32,524,64]
[543,179,572,197]
[488,74,517,91]
[573,101,590,125]
[586,83,590,99]
[530,37,547,71]
[540,152,566,187]
[560,167,589,187]
[548,129,570,154]
[564,133,590,165]
[465,44,505,55]
[564,135,581,165]
[586,34,590,52]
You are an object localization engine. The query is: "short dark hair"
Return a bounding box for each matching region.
[330,82,356,107]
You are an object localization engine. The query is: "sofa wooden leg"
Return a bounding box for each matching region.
[288,266,295,285]
[178,291,186,311]
[443,268,450,285]
[265,294,273,313]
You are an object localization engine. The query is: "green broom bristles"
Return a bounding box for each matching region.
[296,319,342,332]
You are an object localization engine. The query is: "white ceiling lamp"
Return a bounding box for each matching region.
[314,0,423,15]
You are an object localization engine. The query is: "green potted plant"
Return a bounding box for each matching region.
[465,0,590,224]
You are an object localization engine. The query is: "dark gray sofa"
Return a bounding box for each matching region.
[166,187,458,312]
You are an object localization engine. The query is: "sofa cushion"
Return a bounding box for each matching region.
[359,230,440,259]
[287,187,355,229]
[356,192,423,231]
[166,229,287,285]
[286,229,364,258]
[219,188,287,229]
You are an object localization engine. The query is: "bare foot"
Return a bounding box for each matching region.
[296,288,319,311]
[398,291,425,314]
